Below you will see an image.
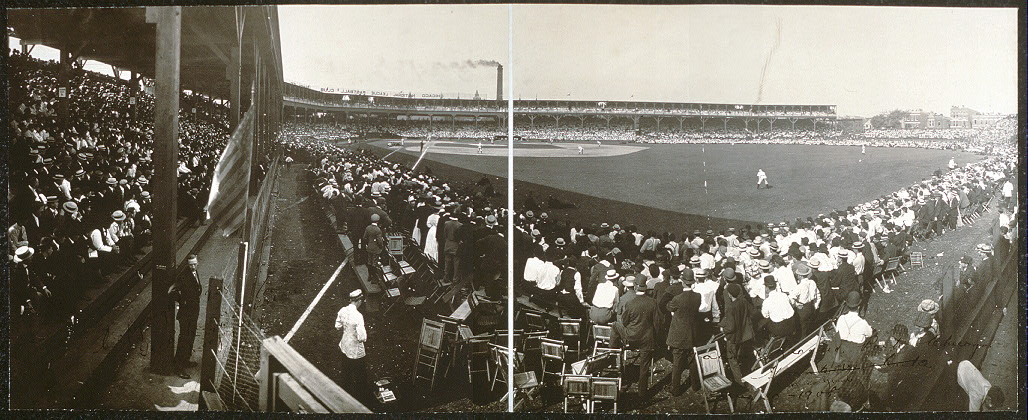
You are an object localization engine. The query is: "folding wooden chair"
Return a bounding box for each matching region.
[752,336,786,370]
[588,376,620,413]
[468,337,492,385]
[523,310,549,333]
[386,234,404,257]
[562,374,592,413]
[540,338,568,385]
[592,347,623,379]
[438,315,462,376]
[875,256,902,292]
[512,371,540,411]
[592,324,613,350]
[413,319,446,390]
[909,252,924,269]
[489,343,512,392]
[693,341,735,413]
[559,318,583,362]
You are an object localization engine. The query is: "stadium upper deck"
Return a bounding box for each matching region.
[283,82,836,123]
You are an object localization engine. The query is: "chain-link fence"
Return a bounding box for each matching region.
[209,286,265,411]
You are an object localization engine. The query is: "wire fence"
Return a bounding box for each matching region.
[210,286,266,411]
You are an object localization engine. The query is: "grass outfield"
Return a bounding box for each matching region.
[368,140,979,223]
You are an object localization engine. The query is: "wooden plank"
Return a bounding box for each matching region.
[276,373,329,413]
[201,391,226,411]
[353,264,382,294]
[148,5,182,371]
[262,336,371,413]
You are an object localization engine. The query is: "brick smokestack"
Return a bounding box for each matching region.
[496,64,503,101]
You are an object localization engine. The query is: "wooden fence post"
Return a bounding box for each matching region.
[199,277,224,410]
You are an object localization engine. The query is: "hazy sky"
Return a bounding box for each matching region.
[279,5,510,99]
[280,5,1017,117]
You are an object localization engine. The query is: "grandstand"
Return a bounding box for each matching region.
[7,4,1020,416]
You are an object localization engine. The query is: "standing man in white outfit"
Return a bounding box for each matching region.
[336,289,369,405]
[757,169,769,189]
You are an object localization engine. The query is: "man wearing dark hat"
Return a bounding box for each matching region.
[878,323,919,410]
[615,282,658,397]
[761,275,797,344]
[666,273,702,395]
[168,254,202,378]
[719,282,754,388]
[833,291,873,368]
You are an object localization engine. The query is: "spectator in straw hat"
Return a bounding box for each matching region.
[169,254,202,379]
[590,269,620,324]
[336,288,370,405]
[791,264,821,336]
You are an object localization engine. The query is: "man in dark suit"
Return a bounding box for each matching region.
[666,275,702,395]
[879,324,922,410]
[615,283,658,397]
[169,254,202,379]
[720,283,755,386]
[363,213,385,265]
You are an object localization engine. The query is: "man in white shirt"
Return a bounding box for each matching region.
[834,291,873,367]
[693,269,721,332]
[590,271,620,326]
[523,251,546,286]
[336,289,369,404]
[761,276,796,342]
[770,259,798,295]
[790,265,821,336]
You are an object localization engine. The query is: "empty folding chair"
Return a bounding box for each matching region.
[693,341,735,413]
[413,319,446,390]
[909,252,924,269]
[559,318,583,362]
[588,376,621,413]
[592,324,613,350]
[562,374,592,413]
[540,338,568,385]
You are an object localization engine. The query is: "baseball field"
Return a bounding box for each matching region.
[368,139,981,233]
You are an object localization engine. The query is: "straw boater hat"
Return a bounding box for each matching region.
[13,246,34,264]
[112,210,126,222]
[349,289,363,300]
[605,269,619,281]
[794,264,812,278]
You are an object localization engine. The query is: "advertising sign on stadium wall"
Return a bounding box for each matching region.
[319,87,447,99]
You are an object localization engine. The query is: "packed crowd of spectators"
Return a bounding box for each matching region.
[511,145,1016,409]
[274,120,1016,410]
[7,50,229,322]
[280,124,510,300]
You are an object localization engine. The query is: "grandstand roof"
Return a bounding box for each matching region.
[8,6,283,100]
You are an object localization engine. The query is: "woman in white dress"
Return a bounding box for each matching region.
[424,211,441,262]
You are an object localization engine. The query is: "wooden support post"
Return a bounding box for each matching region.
[228,47,242,132]
[199,277,224,409]
[57,48,72,129]
[147,5,182,373]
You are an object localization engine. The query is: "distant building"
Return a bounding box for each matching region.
[836,116,866,133]
[971,113,1007,128]
[902,109,950,129]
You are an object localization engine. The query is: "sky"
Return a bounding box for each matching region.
[278,5,510,100]
[278,4,1017,117]
[9,5,1017,117]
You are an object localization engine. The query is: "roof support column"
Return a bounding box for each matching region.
[146,5,182,374]
[228,46,241,131]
